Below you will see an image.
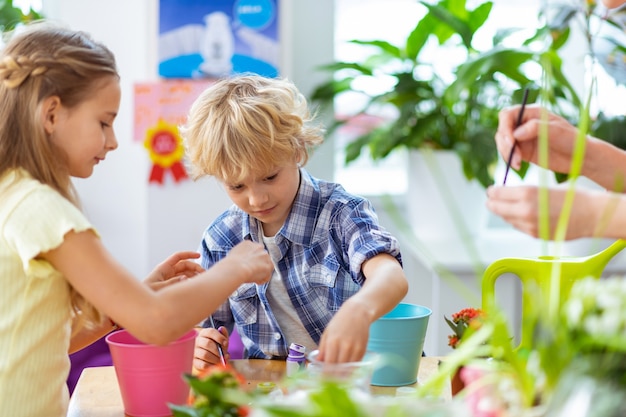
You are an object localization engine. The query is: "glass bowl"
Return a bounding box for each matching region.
[304,349,380,393]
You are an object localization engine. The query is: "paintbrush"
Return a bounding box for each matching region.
[209,315,227,367]
[502,88,530,185]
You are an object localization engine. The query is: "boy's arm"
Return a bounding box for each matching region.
[317,253,408,363]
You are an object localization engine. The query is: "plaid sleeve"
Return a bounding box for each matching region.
[336,198,402,285]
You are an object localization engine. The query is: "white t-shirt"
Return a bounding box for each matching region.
[262,231,318,353]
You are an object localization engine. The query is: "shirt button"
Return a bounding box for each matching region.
[274,333,281,340]
[231,290,238,297]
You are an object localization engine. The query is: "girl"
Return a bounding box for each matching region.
[0,24,273,417]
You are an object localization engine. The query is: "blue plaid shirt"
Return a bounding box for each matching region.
[200,169,402,359]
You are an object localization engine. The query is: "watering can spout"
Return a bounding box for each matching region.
[594,239,626,269]
[481,239,626,349]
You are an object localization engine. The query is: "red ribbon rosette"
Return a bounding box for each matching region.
[143,119,188,184]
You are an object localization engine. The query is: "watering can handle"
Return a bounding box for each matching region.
[481,258,534,312]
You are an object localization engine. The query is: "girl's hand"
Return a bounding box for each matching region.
[144,251,204,291]
[226,241,273,285]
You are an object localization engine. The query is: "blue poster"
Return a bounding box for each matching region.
[158,0,279,78]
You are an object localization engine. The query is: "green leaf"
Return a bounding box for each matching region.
[0,0,42,32]
[310,77,358,102]
[256,405,306,417]
[349,39,402,58]
[345,132,376,163]
[591,112,626,150]
[316,62,373,75]
[468,2,493,34]
[422,3,474,49]
[550,26,571,51]
[447,47,536,99]
[405,15,434,60]
[308,382,369,417]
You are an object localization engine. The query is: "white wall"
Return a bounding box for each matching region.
[43,0,335,278]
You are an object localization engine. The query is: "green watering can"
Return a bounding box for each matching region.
[482,239,626,349]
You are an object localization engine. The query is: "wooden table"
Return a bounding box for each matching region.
[67,357,446,417]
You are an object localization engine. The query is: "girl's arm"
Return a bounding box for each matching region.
[68,251,206,353]
[43,230,272,346]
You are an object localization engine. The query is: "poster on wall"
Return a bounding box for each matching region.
[158,0,280,79]
[134,80,216,185]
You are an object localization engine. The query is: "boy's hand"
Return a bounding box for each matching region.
[144,251,204,291]
[194,326,231,370]
[317,300,372,363]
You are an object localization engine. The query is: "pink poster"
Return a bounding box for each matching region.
[134,79,215,184]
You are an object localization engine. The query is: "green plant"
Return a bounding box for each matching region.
[310,0,580,188]
[175,363,467,417]
[0,0,42,33]
[541,0,626,183]
[170,365,252,417]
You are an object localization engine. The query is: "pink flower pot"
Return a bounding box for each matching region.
[105,329,196,417]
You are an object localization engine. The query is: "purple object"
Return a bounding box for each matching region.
[286,342,306,375]
[67,337,113,395]
[228,326,245,359]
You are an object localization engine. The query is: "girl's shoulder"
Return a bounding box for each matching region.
[0,169,59,212]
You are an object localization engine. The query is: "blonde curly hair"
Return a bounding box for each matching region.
[181,74,325,183]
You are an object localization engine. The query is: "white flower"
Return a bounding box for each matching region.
[564,299,583,326]
[566,276,626,343]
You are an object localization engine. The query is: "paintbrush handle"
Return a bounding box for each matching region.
[503,88,530,185]
[209,315,227,366]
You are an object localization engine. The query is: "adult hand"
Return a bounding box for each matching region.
[194,326,230,369]
[144,251,204,291]
[495,104,581,174]
[602,0,626,9]
[486,185,599,239]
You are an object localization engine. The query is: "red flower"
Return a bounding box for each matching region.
[445,307,484,349]
[451,308,484,323]
[448,335,460,348]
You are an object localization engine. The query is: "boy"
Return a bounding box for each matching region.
[182,75,409,366]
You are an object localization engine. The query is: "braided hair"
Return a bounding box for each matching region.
[0,22,119,204]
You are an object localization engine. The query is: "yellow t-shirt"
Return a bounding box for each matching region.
[0,169,94,417]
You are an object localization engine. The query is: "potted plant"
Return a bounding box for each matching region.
[444,307,485,396]
[310,0,580,189]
